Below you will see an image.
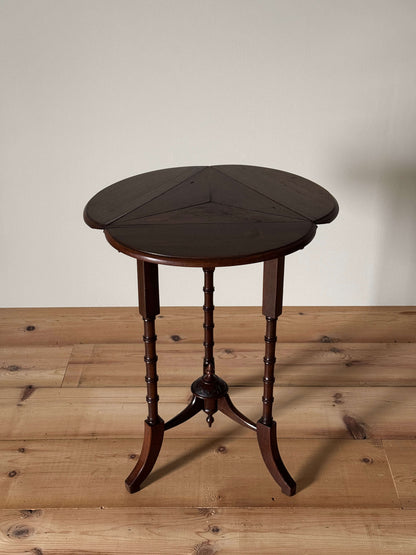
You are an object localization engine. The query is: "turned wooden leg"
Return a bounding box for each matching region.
[191,268,227,426]
[202,267,215,379]
[257,257,296,496]
[201,267,216,426]
[126,260,164,493]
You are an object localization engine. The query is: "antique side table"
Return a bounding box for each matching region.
[84,164,338,496]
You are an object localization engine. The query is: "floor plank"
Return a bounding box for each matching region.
[1,307,415,345]
[65,342,416,387]
[0,438,399,509]
[0,346,71,388]
[1,386,414,440]
[383,440,416,509]
[1,507,415,554]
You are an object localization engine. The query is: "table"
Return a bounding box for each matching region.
[84,164,339,496]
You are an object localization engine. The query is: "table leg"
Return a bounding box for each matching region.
[201,267,218,426]
[257,257,296,496]
[125,260,164,493]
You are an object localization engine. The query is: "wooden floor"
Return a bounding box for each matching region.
[0,306,415,554]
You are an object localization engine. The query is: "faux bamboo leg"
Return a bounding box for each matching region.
[256,257,296,496]
[126,261,164,493]
[202,267,216,426]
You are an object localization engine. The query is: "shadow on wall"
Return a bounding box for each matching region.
[342,162,416,306]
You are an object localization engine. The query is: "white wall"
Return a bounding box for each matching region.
[1,0,415,307]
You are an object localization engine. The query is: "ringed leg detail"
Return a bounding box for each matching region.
[126,261,164,493]
[257,257,296,496]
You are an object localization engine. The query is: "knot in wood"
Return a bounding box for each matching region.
[7,365,21,372]
[20,509,43,518]
[7,524,34,539]
[210,525,220,534]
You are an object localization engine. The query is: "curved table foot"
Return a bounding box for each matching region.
[256,420,296,496]
[125,419,164,493]
[164,395,203,431]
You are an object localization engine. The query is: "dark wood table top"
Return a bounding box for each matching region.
[84,165,338,267]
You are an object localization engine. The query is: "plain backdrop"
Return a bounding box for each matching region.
[1,0,415,307]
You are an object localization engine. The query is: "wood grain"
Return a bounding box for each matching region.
[85,164,337,266]
[1,307,415,346]
[0,438,398,509]
[65,342,416,387]
[1,386,414,440]
[0,306,414,554]
[1,507,415,554]
[1,341,414,389]
[383,440,416,509]
[0,346,71,387]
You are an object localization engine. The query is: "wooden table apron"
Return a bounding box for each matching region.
[83,164,339,496]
